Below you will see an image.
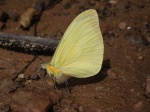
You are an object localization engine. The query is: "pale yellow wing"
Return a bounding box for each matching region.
[50,9,104,78]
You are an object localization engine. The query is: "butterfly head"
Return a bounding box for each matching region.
[41,64,63,78]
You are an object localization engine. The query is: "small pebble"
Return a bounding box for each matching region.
[24,80,32,85]
[130,88,135,92]
[109,0,117,5]
[78,106,84,112]
[107,69,117,79]
[127,26,131,30]
[107,69,113,75]
[18,74,25,79]
[138,55,144,60]
[118,22,126,29]
[88,0,96,5]
[133,101,143,112]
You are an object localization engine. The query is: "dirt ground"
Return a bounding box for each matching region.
[0,0,150,112]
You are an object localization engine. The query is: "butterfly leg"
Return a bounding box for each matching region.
[65,80,71,97]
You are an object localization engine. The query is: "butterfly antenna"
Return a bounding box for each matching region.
[37,56,45,63]
[31,51,45,63]
[12,55,37,81]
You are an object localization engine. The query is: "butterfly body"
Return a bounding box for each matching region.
[42,64,63,78]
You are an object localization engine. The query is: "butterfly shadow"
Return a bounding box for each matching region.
[57,59,111,88]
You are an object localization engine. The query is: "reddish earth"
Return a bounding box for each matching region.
[0,0,150,112]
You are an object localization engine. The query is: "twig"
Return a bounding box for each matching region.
[0,32,60,54]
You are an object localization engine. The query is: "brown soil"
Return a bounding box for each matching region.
[0,0,150,112]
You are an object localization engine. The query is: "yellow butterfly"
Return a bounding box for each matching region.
[42,9,104,82]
